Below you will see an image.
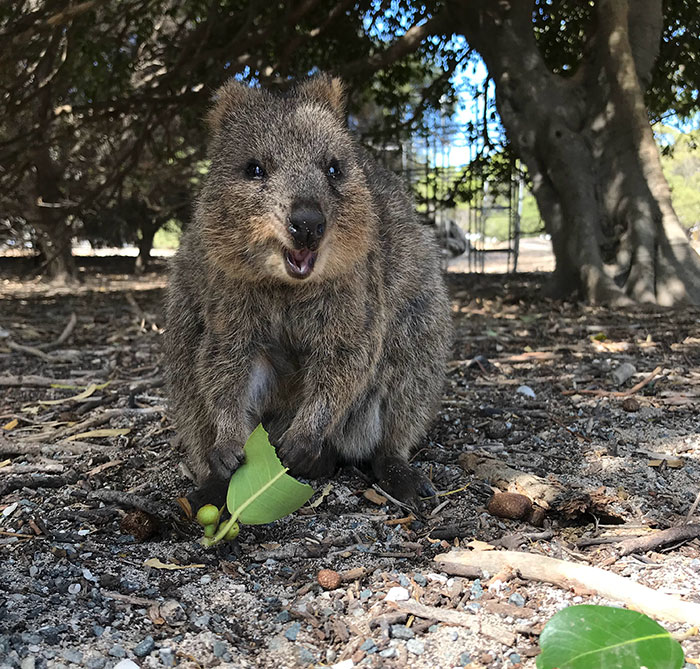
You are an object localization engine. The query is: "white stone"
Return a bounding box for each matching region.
[384,586,410,602]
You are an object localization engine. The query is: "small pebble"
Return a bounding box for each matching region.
[413,573,427,587]
[274,610,291,623]
[92,625,104,637]
[384,586,410,602]
[379,648,397,659]
[465,602,482,613]
[29,566,38,577]
[132,636,155,657]
[406,639,424,656]
[470,579,483,600]
[85,657,106,669]
[298,648,316,664]
[360,588,372,600]
[690,558,700,572]
[611,362,636,386]
[509,652,521,664]
[516,384,536,398]
[200,575,212,585]
[112,661,139,669]
[360,639,376,653]
[62,650,83,664]
[192,614,211,629]
[82,568,95,581]
[508,592,526,607]
[20,659,35,669]
[68,583,81,595]
[331,660,354,669]
[108,645,126,658]
[458,652,472,665]
[2,502,18,517]
[212,640,228,658]
[390,625,414,640]
[159,648,175,668]
[285,622,301,641]
[398,574,410,588]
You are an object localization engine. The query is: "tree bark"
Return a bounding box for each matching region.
[31,28,77,284]
[134,221,159,275]
[447,0,700,306]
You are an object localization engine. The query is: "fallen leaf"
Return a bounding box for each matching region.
[2,418,18,430]
[363,489,388,505]
[86,459,123,476]
[465,540,495,551]
[176,496,193,520]
[39,382,109,405]
[308,482,333,509]
[143,558,205,570]
[66,428,130,441]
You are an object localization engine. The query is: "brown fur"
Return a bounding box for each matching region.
[165,75,452,504]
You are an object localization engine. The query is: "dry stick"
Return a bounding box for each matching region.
[41,312,77,350]
[7,340,54,362]
[618,524,700,557]
[389,599,516,647]
[435,549,700,626]
[563,366,663,397]
[686,490,700,523]
[0,375,96,387]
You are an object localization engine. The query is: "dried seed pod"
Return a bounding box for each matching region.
[621,397,640,412]
[487,492,532,520]
[317,568,342,590]
[119,510,159,541]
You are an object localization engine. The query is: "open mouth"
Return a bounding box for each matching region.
[284,248,317,279]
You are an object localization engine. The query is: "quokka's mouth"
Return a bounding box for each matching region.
[284,248,317,279]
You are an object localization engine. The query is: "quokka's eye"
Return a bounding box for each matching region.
[327,159,342,180]
[245,160,266,180]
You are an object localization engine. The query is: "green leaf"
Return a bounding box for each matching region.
[226,424,313,525]
[536,605,684,669]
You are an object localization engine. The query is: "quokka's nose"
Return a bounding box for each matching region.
[288,204,326,250]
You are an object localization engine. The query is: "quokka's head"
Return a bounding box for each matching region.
[199,75,376,284]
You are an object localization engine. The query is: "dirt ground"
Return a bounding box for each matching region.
[1,261,699,669]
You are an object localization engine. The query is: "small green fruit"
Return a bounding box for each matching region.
[203,523,217,538]
[223,521,240,541]
[196,504,220,527]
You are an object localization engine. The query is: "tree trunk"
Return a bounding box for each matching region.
[448,0,700,306]
[31,28,78,284]
[134,222,158,275]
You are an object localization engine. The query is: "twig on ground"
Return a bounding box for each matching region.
[563,366,663,398]
[0,375,96,388]
[389,598,516,646]
[618,524,700,556]
[7,341,55,362]
[435,548,700,625]
[0,472,79,496]
[40,312,77,350]
[686,490,700,523]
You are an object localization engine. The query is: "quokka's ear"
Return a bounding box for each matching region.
[205,79,251,134]
[296,74,347,120]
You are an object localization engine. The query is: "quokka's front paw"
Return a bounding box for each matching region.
[276,432,327,478]
[207,437,245,480]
